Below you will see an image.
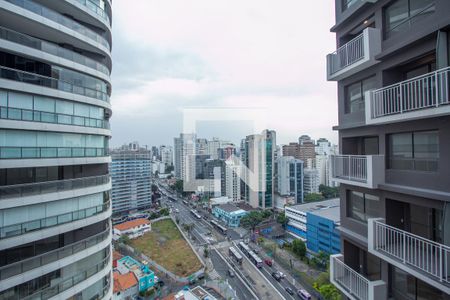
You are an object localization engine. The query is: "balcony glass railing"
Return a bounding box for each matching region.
[22,252,110,300]
[0,201,110,239]
[0,26,110,76]
[0,66,109,102]
[0,227,110,280]
[0,147,108,159]
[5,0,110,50]
[0,174,110,200]
[73,0,111,25]
[370,67,450,119]
[370,219,450,286]
[0,106,110,129]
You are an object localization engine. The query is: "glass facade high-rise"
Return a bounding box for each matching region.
[110,142,152,215]
[0,0,113,298]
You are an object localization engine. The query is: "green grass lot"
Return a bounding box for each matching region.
[130,219,202,277]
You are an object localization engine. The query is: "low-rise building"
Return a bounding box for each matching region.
[170,286,217,300]
[209,196,232,210]
[306,204,340,255]
[113,271,139,300]
[285,199,340,254]
[117,256,155,292]
[113,218,151,240]
[212,203,248,227]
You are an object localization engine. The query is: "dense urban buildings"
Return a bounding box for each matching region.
[0,0,113,298]
[110,142,152,215]
[327,0,450,299]
[159,145,173,167]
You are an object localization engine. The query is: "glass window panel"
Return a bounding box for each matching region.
[385,0,409,33]
[346,82,362,113]
[364,194,379,220]
[391,266,416,300]
[0,89,7,107]
[410,0,435,17]
[8,92,32,109]
[55,100,73,115]
[389,133,413,169]
[348,191,365,222]
[417,278,444,300]
[34,96,55,112]
[74,103,90,117]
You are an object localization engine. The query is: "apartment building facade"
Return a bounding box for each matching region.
[0,0,113,298]
[327,1,450,299]
[110,142,152,215]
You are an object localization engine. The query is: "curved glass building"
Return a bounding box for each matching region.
[0,0,113,298]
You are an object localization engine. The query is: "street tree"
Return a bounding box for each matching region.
[276,212,289,228]
[292,239,307,258]
[304,193,325,202]
[240,211,264,231]
[319,185,339,199]
[151,184,159,193]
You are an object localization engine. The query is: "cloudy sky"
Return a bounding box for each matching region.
[110,0,337,148]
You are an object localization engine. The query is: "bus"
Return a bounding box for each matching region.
[168,196,176,202]
[190,209,202,219]
[210,219,228,235]
[248,251,263,268]
[238,241,251,257]
[229,247,243,264]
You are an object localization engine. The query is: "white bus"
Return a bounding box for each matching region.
[229,247,243,264]
[190,209,202,219]
[248,251,263,268]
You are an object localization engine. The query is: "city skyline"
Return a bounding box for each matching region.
[110,0,338,147]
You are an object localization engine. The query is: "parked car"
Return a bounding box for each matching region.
[228,269,235,277]
[264,259,273,267]
[297,289,312,300]
[278,271,286,278]
[285,287,294,295]
[271,272,281,281]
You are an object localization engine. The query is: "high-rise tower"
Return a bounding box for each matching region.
[0,0,113,298]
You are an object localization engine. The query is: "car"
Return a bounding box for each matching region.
[278,271,286,278]
[175,208,179,213]
[228,269,235,277]
[285,287,294,295]
[271,272,281,281]
[264,259,273,267]
[297,289,312,300]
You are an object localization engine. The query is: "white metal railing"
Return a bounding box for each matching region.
[331,254,369,300]
[373,219,450,285]
[331,155,368,183]
[370,67,450,119]
[329,32,365,74]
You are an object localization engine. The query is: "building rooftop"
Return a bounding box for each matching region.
[113,271,138,293]
[216,203,246,214]
[117,256,154,279]
[308,204,341,223]
[286,198,340,213]
[113,250,123,262]
[114,218,150,231]
[173,286,218,300]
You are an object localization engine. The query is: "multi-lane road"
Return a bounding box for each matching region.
[157,182,312,300]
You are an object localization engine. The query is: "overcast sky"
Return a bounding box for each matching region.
[110,0,337,148]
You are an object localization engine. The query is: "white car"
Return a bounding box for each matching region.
[175,208,179,213]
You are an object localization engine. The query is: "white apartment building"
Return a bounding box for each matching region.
[225,161,241,202]
[174,133,196,180]
[304,168,320,194]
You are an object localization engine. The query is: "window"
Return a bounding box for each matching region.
[342,0,359,11]
[384,0,435,39]
[388,131,439,172]
[347,191,379,222]
[344,76,376,114]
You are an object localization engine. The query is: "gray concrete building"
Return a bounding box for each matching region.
[110,142,152,215]
[327,1,450,299]
[0,0,113,298]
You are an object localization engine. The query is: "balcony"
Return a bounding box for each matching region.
[330,254,387,300]
[0,174,110,200]
[326,27,381,81]
[0,26,110,76]
[368,218,450,294]
[73,0,111,26]
[0,66,109,102]
[0,146,107,159]
[365,67,450,125]
[330,155,384,189]
[0,226,110,281]
[0,201,110,239]
[5,0,110,50]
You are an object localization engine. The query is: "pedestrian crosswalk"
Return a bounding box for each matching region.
[208,269,221,280]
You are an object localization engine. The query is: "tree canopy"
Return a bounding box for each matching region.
[319,184,339,199]
[304,193,325,203]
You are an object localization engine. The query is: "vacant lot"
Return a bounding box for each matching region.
[130,219,202,277]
